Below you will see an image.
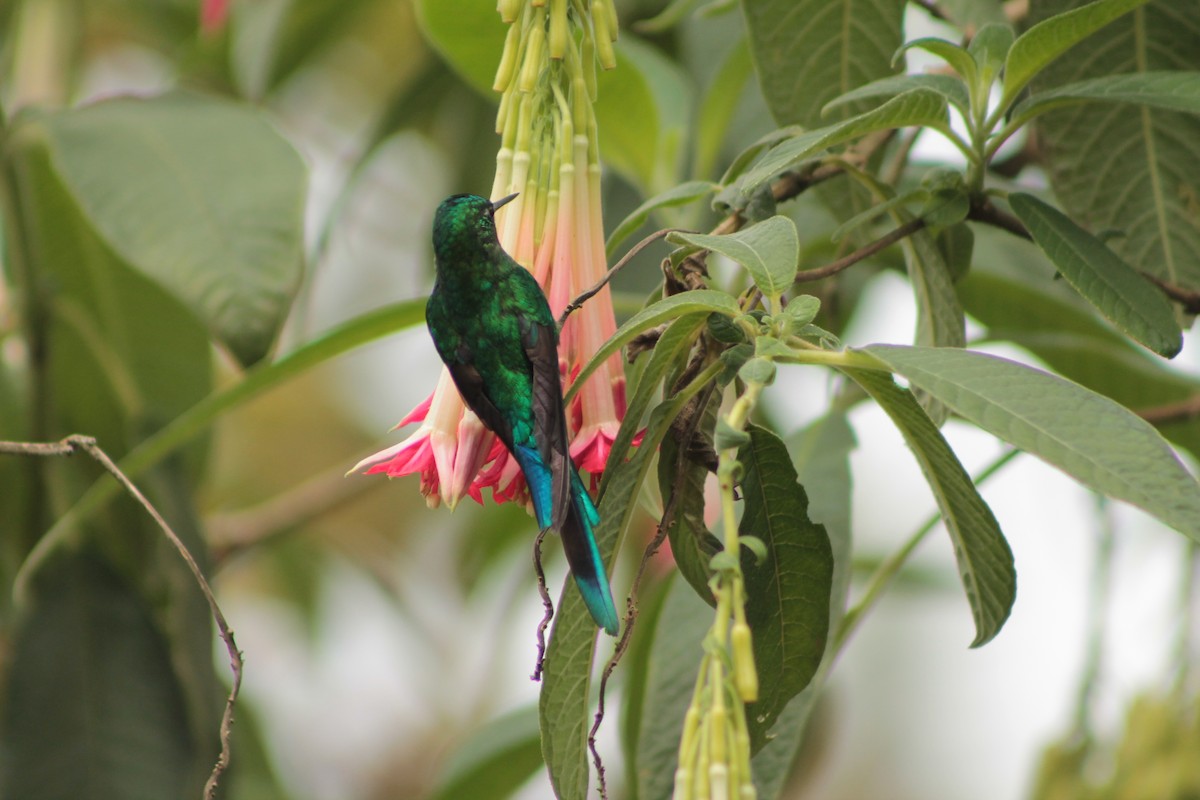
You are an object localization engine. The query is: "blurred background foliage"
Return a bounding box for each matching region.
[1,0,1199,799]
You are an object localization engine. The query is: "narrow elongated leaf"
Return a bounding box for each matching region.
[1009,193,1181,357]
[669,216,800,298]
[36,92,306,367]
[741,0,905,127]
[1031,2,1200,297]
[740,88,950,195]
[430,706,543,800]
[861,344,1200,540]
[738,425,833,746]
[541,372,718,799]
[823,73,970,116]
[957,229,1200,458]
[1011,71,1200,127]
[567,291,741,405]
[1002,0,1151,104]
[844,367,1016,646]
[606,180,719,257]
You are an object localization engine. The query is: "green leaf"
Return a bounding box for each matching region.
[602,313,709,501]
[1010,71,1200,128]
[605,180,719,258]
[823,73,971,117]
[1009,192,1181,357]
[750,412,855,797]
[1030,2,1200,298]
[430,706,543,800]
[632,578,716,800]
[636,0,707,32]
[694,37,754,179]
[715,418,752,450]
[30,92,306,367]
[668,216,800,299]
[780,295,821,330]
[738,425,833,747]
[740,88,950,196]
[843,368,1016,646]
[541,368,719,800]
[594,35,691,194]
[2,552,201,800]
[566,290,740,407]
[968,23,1016,88]
[896,37,978,85]
[1002,0,1152,105]
[957,229,1200,459]
[861,344,1200,541]
[657,391,722,606]
[741,0,905,127]
[738,356,778,385]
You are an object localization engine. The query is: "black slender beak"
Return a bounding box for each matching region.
[492,192,519,212]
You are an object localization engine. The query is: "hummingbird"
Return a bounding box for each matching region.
[425,192,620,636]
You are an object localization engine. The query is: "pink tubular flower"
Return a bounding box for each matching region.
[200,0,230,35]
[352,0,628,511]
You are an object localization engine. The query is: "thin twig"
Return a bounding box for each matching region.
[967,199,1031,240]
[910,0,953,22]
[1,435,243,799]
[1136,395,1200,427]
[531,527,554,681]
[558,228,688,329]
[1141,274,1200,315]
[795,218,928,284]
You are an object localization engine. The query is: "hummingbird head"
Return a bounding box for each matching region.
[432,193,518,255]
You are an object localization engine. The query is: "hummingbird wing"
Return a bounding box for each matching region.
[518,314,572,533]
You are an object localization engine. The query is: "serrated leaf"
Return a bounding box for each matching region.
[740,88,950,196]
[1010,70,1200,128]
[742,0,905,127]
[1002,0,1152,105]
[669,216,800,298]
[31,92,306,367]
[843,368,1016,646]
[861,344,1200,540]
[823,73,971,116]
[738,425,833,746]
[605,180,719,257]
[1009,192,1181,356]
[1030,1,1200,298]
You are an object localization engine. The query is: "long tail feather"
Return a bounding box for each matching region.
[560,476,619,635]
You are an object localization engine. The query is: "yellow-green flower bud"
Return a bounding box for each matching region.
[497,0,521,24]
[671,768,691,800]
[518,10,545,93]
[732,622,759,702]
[591,6,616,69]
[549,0,567,60]
[493,22,523,92]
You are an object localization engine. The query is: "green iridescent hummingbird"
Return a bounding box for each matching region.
[425,192,620,636]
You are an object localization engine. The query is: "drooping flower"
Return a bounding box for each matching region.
[354,0,628,510]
